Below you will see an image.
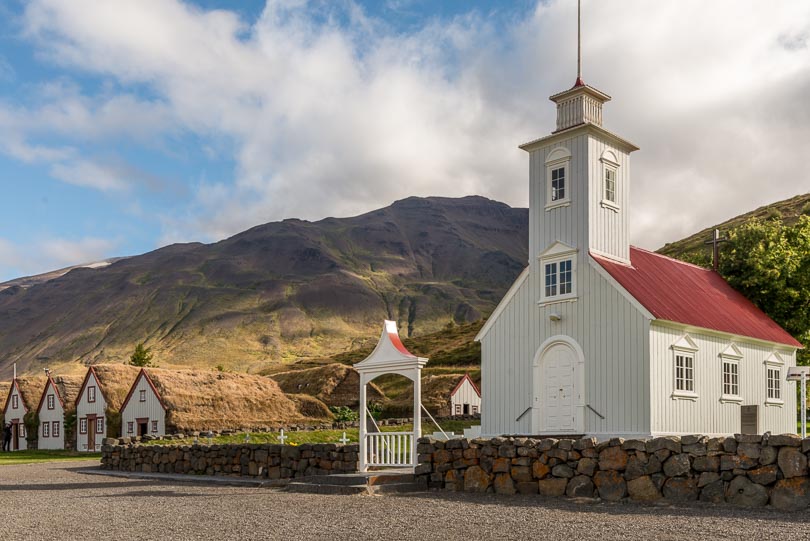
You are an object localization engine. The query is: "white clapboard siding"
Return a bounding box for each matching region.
[37,380,65,450]
[480,258,650,438]
[120,371,166,438]
[450,377,481,415]
[75,370,107,452]
[649,323,798,436]
[3,384,28,451]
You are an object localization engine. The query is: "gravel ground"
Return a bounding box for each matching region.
[1,461,809,540]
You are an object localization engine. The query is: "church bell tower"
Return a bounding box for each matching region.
[521,0,638,267]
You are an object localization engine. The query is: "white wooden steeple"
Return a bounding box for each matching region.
[520,0,638,266]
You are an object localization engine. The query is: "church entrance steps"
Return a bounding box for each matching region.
[285,471,426,495]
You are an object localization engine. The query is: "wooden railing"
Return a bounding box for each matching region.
[364,432,413,468]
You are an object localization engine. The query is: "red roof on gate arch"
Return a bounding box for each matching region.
[592,247,803,348]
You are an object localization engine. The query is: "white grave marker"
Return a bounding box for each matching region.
[278,429,288,444]
[338,431,350,444]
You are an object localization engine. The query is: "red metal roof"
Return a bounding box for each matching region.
[387,329,415,357]
[592,247,803,348]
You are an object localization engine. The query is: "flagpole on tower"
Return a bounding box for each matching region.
[577,0,581,81]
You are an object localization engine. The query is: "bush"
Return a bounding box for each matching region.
[105,409,122,438]
[23,411,39,447]
[328,406,359,422]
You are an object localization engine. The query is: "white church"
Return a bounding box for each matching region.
[476,38,801,439]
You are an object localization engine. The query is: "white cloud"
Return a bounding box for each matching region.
[49,160,129,191]
[14,0,810,251]
[0,236,118,282]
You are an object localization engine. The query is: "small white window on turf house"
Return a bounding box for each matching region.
[88,386,96,403]
[42,422,49,438]
[152,420,158,433]
[96,418,104,434]
[720,344,742,403]
[11,395,18,409]
[139,389,146,402]
[80,418,87,434]
[47,394,54,409]
[671,335,698,400]
[128,421,134,434]
[545,147,571,210]
[52,422,60,438]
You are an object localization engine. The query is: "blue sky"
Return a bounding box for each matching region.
[0,0,808,282]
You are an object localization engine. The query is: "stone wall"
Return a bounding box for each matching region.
[415,434,810,511]
[100,440,359,480]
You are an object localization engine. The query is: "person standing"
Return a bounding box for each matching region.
[2,423,11,452]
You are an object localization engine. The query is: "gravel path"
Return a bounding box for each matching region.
[1,461,808,540]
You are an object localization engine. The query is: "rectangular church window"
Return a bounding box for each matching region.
[545,263,558,297]
[675,354,694,392]
[604,167,616,202]
[551,167,566,201]
[559,260,572,295]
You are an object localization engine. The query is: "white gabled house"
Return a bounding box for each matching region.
[476,68,802,439]
[2,377,45,451]
[450,373,481,417]
[3,380,29,451]
[120,369,167,438]
[36,376,66,450]
[75,367,114,452]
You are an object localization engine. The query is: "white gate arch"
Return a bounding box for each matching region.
[531,335,585,435]
[354,321,428,472]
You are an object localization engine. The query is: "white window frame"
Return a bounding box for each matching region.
[11,394,18,409]
[88,386,96,403]
[545,148,571,211]
[79,418,88,434]
[538,253,578,305]
[52,421,60,438]
[763,352,784,406]
[47,394,55,410]
[671,336,699,400]
[42,422,49,438]
[151,420,158,434]
[600,151,620,212]
[127,421,134,434]
[720,345,742,403]
[95,417,104,434]
[139,389,147,402]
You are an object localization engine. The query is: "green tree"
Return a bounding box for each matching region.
[719,216,810,363]
[129,342,154,367]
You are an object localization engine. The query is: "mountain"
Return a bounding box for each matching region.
[657,193,810,264]
[0,258,129,292]
[0,196,528,378]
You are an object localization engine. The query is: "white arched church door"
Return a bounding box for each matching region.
[533,340,582,434]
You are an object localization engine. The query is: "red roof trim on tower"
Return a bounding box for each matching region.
[120,369,168,413]
[592,247,803,348]
[574,77,585,87]
[36,376,65,415]
[450,373,481,398]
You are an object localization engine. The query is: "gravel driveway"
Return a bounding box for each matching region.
[1,461,808,540]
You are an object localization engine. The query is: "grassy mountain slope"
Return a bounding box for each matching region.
[0,196,526,379]
[657,193,810,265]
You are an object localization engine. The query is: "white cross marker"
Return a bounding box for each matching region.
[338,431,350,444]
[244,433,250,443]
[278,429,288,444]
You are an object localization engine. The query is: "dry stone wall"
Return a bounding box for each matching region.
[415,434,810,511]
[100,440,359,479]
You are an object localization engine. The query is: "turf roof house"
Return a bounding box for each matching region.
[476,69,802,439]
[75,365,140,452]
[120,369,167,438]
[450,373,481,417]
[3,376,46,451]
[36,374,82,450]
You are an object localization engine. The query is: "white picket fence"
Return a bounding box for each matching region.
[364,432,413,467]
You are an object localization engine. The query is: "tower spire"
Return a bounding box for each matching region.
[575,0,584,87]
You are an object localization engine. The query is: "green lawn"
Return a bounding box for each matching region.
[144,420,479,447]
[0,449,101,466]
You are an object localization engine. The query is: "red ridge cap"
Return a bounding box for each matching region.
[451,373,480,398]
